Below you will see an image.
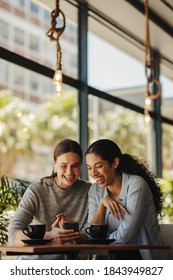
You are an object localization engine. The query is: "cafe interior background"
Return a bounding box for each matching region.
[0,0,173,248]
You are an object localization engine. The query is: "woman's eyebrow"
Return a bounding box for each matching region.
[86,161,103,167]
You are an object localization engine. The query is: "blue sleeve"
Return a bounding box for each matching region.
[87,183,109,224]
[109,179,151,243]
[87,184,99,223]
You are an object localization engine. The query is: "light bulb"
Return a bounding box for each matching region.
[53,69,63,96]
[145,111,151,125]
[145,96,151,107]
[53,69,62,85]
[56,83,62,96]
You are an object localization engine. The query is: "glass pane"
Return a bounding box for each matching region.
[30,1,39,14]
[161,122,173,223]
[162,123,173,180]
[88,95,147,160]
[0,61,78,182]
[88,16,146,108]
[160,75,173,119]
[30,34,39,52]
[14,27,25,46]
[0,0,78,79]
[0,19,9,41]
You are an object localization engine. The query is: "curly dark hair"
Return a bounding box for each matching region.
[86,139,163,217]
[120,153,163,216]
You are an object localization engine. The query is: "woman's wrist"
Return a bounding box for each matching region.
[44,228,59,239]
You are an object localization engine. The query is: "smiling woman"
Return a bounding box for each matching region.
[85,139,166,260]
[8,139,91,260]
[53,151,82,190]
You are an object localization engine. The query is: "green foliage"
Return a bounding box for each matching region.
[0,90,11,108]
[31,91,77,145]
[0,90,77,154]
[89,110,147,159]
[160,179,173,223]
[0,176,30,245]
[0,90,77,176]
[0,91,32,154]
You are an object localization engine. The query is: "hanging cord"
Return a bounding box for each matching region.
[144,0,161,125]
[145,0,161,100]
[45,0,66,70]
[45,0,66,95]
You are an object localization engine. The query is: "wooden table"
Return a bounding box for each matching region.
[0,243,170,260]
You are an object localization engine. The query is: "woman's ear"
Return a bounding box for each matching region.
[53,161,57,173]
[113,157,120,169]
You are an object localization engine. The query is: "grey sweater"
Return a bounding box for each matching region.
[8,178,91,259]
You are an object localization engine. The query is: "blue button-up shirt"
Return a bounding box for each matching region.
[88,173,167,259]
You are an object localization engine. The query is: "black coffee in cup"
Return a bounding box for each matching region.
[22,224,46,239]
[85,224,108,239]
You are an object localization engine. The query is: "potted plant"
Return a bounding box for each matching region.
[0,176,29,245]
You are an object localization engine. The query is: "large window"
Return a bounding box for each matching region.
[0,0,173,184]
[0,0,78,181]
[88,12,149,166]
[0,76,78,181]
[88,95,147,159]
[88,33,146,95]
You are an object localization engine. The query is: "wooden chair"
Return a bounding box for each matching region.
[160,224,173,260]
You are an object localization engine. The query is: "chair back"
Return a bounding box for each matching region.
[160,224,173,260]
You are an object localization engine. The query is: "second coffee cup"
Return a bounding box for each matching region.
[85,224,108,239]
[22,224,46,239]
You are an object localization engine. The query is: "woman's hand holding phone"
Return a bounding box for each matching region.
[63,221,79,232]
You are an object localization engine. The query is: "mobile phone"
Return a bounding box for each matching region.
[63,221,79,232]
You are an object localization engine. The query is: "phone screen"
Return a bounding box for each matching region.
[63,221,79,232]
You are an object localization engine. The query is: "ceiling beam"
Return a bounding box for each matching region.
[125,0,173,38]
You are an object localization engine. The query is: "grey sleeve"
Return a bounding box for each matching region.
[8,186,37,245]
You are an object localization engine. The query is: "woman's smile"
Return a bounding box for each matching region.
[95,176,105,185]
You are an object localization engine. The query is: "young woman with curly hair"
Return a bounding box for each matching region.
[85,139,166,260]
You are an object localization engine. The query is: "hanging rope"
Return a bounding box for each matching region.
[144,0,161,125]
[46,0,66,42]
[45,0,66,95]
[145,0,161,100]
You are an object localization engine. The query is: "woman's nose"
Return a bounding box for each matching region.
[91,167,98,176]
[66,166,73,174]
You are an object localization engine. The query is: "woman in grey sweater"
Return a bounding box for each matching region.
[8,139,91,259]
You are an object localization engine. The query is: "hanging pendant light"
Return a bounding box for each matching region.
[46,0,66,96]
